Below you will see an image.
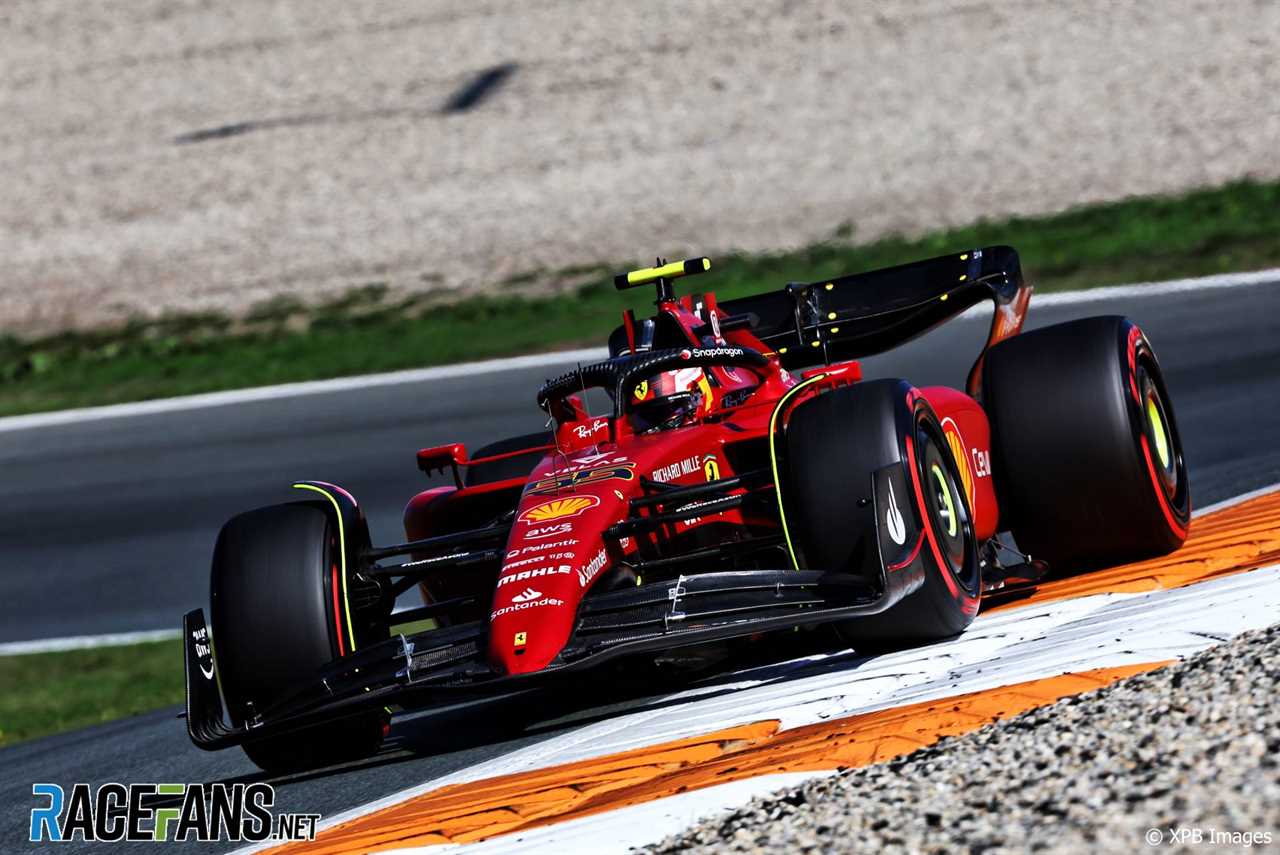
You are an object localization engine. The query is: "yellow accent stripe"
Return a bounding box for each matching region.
[625,257,710,286]
[768,375,829,570]
[292,483,358,652]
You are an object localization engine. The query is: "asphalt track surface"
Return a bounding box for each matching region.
[3,280,1279,850]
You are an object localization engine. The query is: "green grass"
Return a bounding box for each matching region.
[0,640,183,747]
[4,179,1280,417]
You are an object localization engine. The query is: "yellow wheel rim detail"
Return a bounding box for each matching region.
[930,464,958,538]
[1146,398,1170,469]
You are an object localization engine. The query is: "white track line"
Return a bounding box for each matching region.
[0,628,181,656]
[1030,266,1279,306]
[1,268,1275,435]
[1192,479,1280,517]
[0,346,609,434]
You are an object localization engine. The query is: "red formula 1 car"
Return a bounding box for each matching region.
[184,247,1190,771]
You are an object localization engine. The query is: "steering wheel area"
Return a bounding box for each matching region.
[536,346,771,422]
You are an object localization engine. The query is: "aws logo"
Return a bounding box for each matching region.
[518,495,599,524]
[528,462,636,495]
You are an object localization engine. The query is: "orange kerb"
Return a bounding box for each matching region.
[272,489,1280,853]
[985,488,1280,612]
[273,664,1161,854]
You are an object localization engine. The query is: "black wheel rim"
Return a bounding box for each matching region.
[915,417,979,595]
[1133,346,1191,521]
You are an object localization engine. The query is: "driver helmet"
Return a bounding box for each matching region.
[630,366,711,432]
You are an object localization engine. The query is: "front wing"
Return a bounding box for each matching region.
[184,567,902,750]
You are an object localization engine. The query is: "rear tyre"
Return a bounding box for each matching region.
[782,380,981,650]
[982,315,1190,572]
[210,502,386,773]
[464,431,552,486]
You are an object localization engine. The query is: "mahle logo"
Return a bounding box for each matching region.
[30,782,320,843]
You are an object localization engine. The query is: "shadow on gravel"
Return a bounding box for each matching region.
[173,108,408,145]
[173,62,518,144]
[441,63,518,113]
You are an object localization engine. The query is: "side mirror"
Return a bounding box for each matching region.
[416,443,468,486]
[549,393,588,425]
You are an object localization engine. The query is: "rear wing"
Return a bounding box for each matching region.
[718,245,1030,397]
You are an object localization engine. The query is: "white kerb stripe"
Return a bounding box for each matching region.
[0,346,609,434]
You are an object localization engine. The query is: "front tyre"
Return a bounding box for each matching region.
[210,501,387,773]
[782,380,980,650]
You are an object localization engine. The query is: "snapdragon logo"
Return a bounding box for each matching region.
[30,783,320,843]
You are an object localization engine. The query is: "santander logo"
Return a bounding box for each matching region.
[511,587,542,603]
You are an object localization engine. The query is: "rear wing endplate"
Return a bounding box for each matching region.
[717,245,1031,398]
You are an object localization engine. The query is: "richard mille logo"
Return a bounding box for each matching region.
[885,480,907,545]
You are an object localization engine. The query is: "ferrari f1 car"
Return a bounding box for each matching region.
[184,247,1190,771]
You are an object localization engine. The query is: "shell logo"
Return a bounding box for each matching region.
[942,420,975,508]
[519,495,600,524]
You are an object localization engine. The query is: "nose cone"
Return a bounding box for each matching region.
[489,566,578,674]
[490,494,619,675]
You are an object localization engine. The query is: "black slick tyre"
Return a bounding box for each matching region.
[982,315,1190,572]
[210,501,386,773]
[782,379,981,650]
